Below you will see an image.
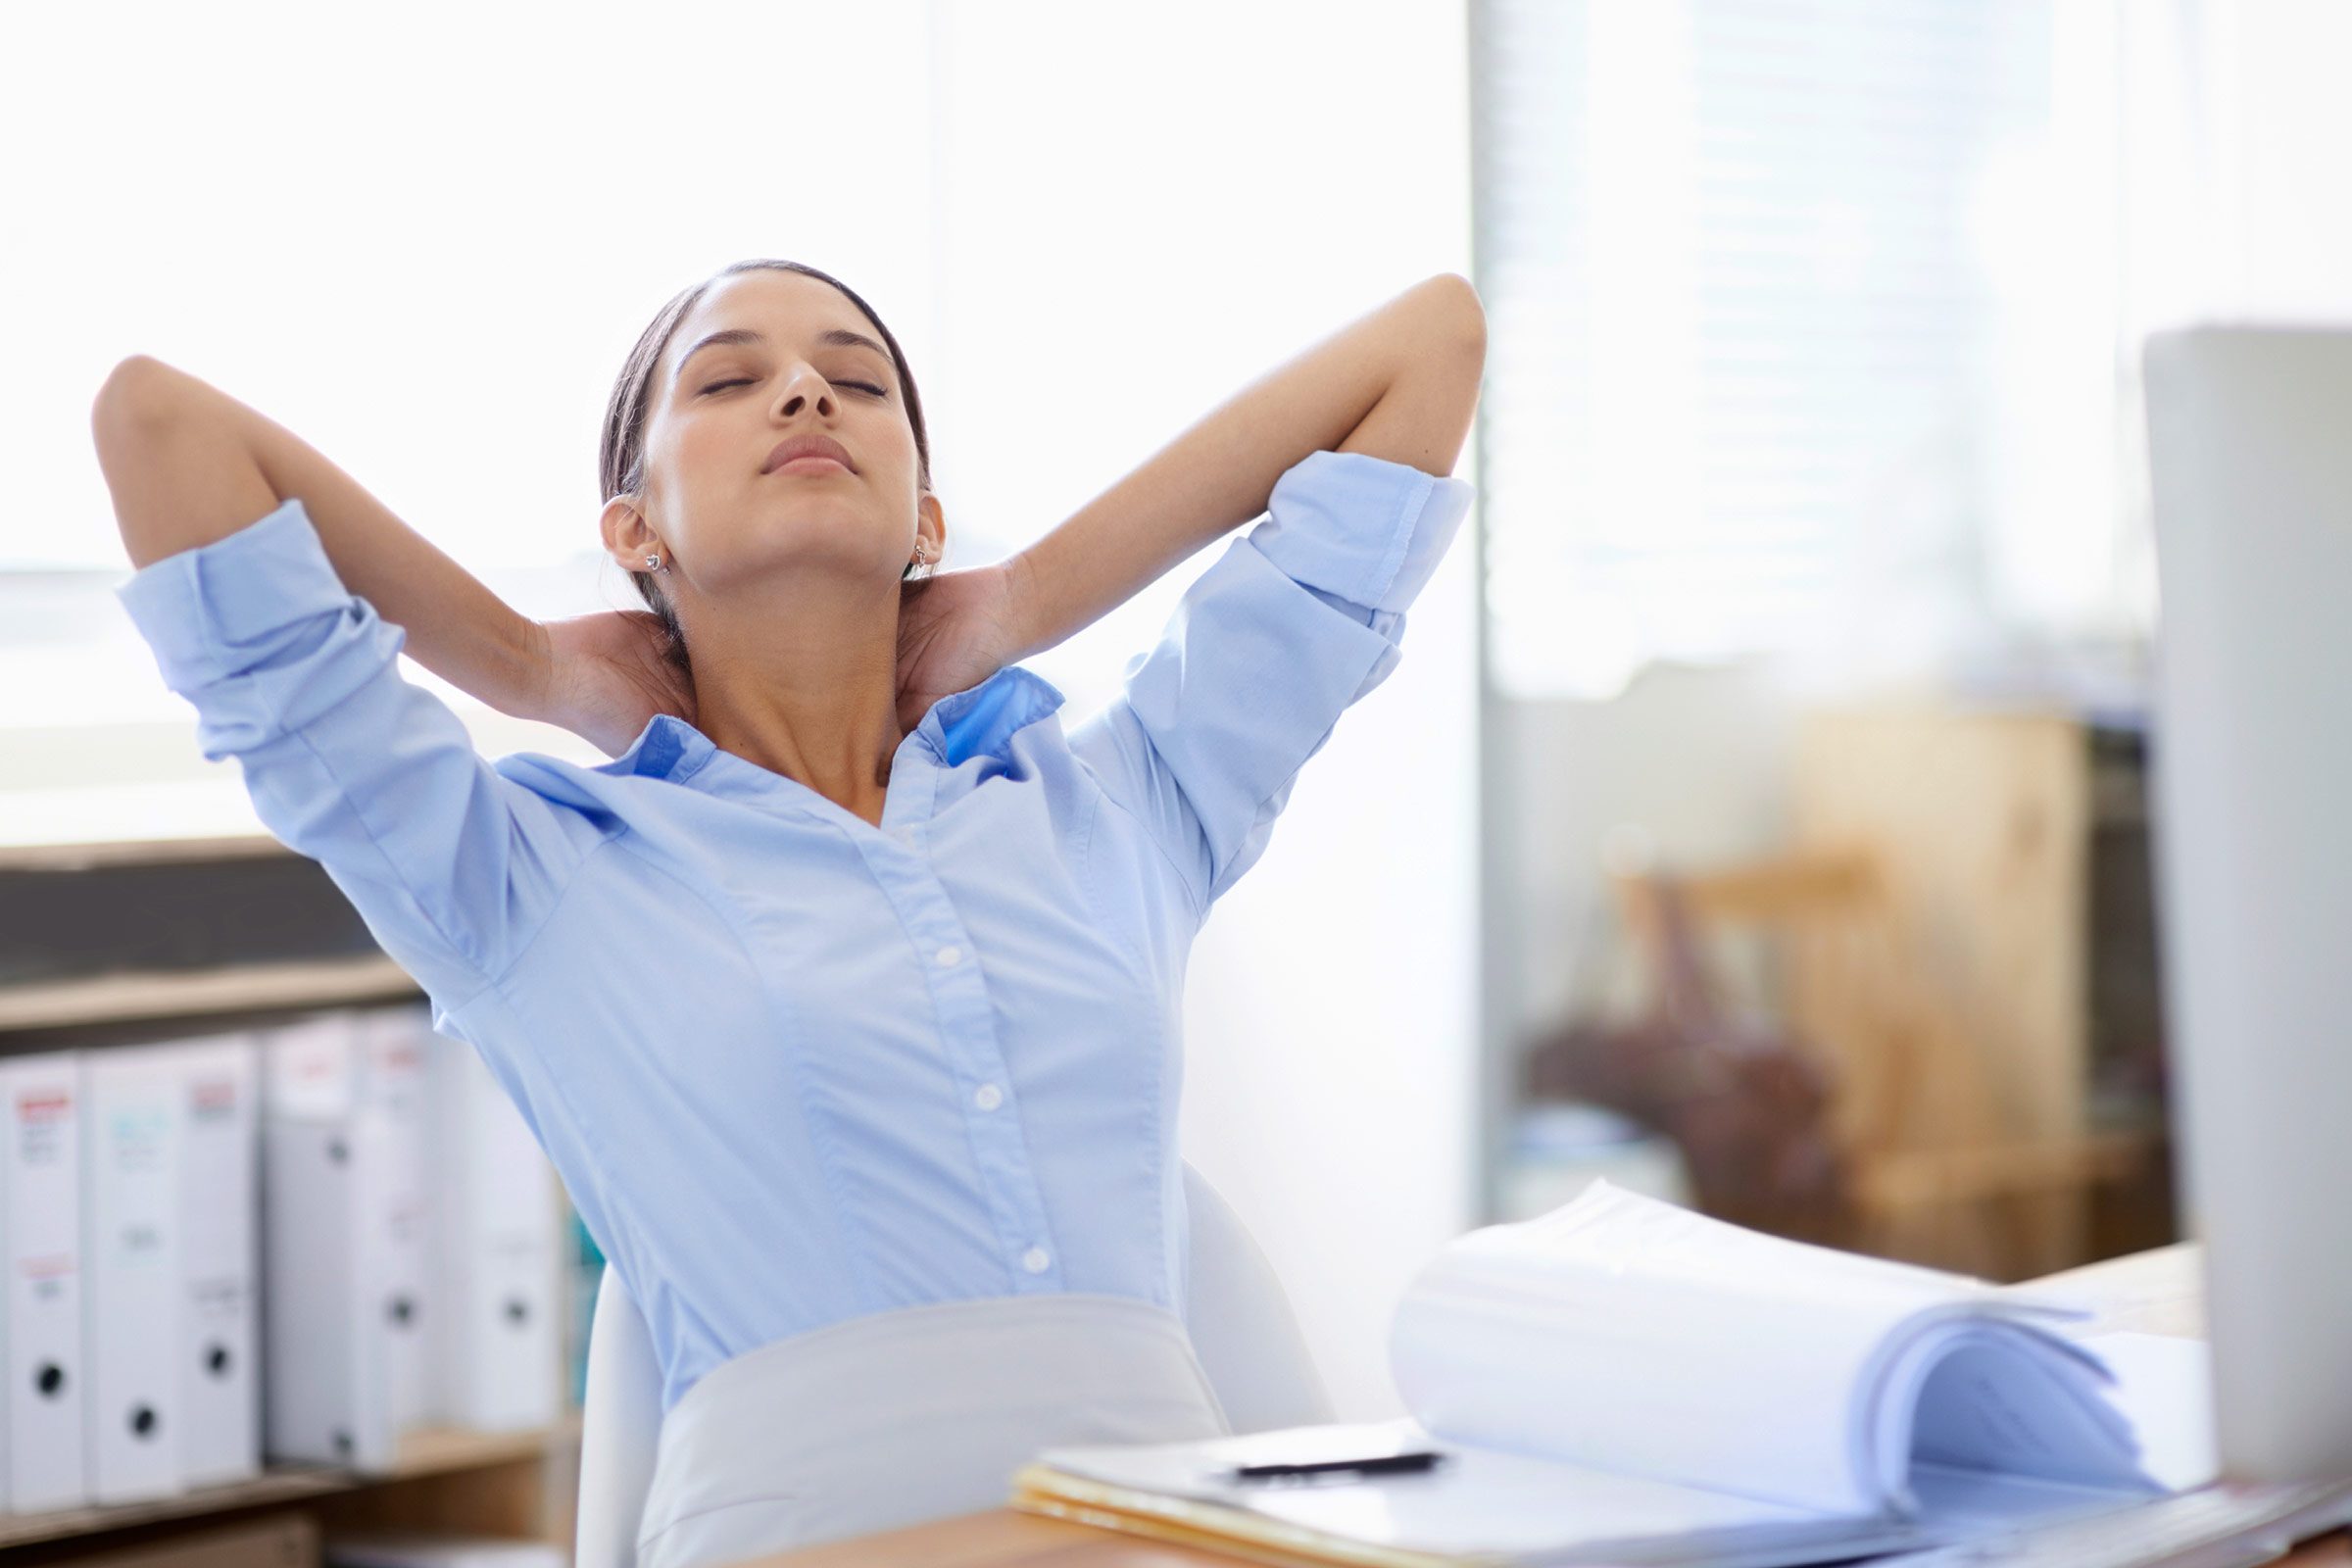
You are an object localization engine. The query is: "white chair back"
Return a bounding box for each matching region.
[572,1161,1332,1568]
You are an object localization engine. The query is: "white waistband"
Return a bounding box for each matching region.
[635,1293,1230,1568]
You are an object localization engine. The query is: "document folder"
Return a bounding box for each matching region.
[4,1051,86,1511]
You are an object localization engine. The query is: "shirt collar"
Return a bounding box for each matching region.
[594,663,1067,782]
[916,663,1067,766]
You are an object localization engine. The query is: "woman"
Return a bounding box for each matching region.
[93,260,1484,1563]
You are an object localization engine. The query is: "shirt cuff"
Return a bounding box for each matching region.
[1246,450,1475,613]
[114,497,355,691]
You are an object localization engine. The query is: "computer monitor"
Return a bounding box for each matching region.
[2144,325,2352,1482]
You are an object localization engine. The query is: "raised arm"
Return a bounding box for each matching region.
[92,356,549,717]
[1054,280,1484,917]
[1002,272,1485,662]
[91,358,612,1006]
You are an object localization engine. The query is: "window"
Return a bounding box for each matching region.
[1474,0,2137,699]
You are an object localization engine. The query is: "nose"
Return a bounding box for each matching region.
[772,361,836,420]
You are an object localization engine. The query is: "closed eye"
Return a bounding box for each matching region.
[699,377,889,398]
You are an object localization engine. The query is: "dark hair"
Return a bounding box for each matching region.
[598,259,935,680]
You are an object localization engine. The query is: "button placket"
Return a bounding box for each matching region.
[856,833,1059,1293]
[931,947,1055,1286]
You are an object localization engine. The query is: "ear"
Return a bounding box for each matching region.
[602,495,662,572]
[916,490,947,564]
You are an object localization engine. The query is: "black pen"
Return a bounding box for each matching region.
[1230,1449,1446,1483]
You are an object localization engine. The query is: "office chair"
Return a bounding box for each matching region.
[572,1161,1335,1568]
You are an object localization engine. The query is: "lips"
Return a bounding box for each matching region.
[762,434,857,474]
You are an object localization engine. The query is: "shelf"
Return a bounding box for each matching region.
[0,955,419,1033]
[0,1417,580,1550]
[0,1468,349,1550]
[0,814,591,1552]
[0,831,286,873]
[393,1420,575,1479]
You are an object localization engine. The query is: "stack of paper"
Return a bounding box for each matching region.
[1013,1182,2223,1568]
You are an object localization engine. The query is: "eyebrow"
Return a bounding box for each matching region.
[672,326,893,384]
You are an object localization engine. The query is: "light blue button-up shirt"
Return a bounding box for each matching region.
[117,449,1473,1413]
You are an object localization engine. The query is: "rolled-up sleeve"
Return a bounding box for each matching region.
[115,498,602,1009]
[1068,450,1474,917]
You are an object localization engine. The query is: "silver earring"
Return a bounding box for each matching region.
[644,553,663,571]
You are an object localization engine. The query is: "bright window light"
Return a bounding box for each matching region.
[1474,0,2135,700]
[3,0,1471,729]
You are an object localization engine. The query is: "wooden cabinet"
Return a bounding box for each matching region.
[1788,707,2174,1280]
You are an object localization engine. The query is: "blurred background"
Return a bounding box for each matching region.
[3,0,2345,1555]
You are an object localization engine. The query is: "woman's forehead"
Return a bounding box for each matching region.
[668,270,874,371]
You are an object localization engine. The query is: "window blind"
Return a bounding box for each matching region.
[1473,0,2089,698]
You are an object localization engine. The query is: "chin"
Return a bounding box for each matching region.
[749,516,900,578]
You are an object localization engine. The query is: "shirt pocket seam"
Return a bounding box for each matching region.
[443,822,626,1013]
[1078,782,1157,982]
[1081,739,1209,929]
[604,830,884,1317]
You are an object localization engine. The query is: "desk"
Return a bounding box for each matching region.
[737,1243,2352,1567]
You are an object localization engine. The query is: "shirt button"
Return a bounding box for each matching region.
[973,1083,1003,1111]
[1021,1247,1051,1275]
[935,945,962,968]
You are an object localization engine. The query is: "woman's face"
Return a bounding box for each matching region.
[609,268,936,600]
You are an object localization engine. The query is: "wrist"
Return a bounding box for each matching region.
[493,618,557,724]
[1001,550,1054,662]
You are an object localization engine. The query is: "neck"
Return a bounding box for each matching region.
[686,576,906,829]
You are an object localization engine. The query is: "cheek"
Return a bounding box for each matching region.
[864,413,922,485]
[650,421,753,528]
[671,416,737,476]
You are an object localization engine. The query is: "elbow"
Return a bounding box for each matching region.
[1419,274,1487,465]
[1419,271,1488,364]
[90,355,193,450]
[92,356,241,570]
